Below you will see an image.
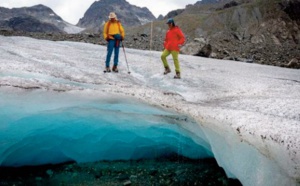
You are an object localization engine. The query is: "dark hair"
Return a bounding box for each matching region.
[167,18,175,26]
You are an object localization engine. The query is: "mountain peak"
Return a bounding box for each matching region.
[77,0,156,32]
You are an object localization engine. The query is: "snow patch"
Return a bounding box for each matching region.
[63,23,85,34]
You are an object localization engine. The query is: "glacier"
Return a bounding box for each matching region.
[0,89,213,166]
[0,36,299,186]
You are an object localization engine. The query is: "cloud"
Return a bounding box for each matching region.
[54,1,95,24]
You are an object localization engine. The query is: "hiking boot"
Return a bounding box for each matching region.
[163,66,171,75]
[174,72,181,79]
[112,65,119,73]
[104,67,111,73]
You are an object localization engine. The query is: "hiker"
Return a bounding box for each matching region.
[103,12,125,73]
[161,18,185,79]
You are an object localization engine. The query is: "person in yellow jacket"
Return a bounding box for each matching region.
[103,12,125,73]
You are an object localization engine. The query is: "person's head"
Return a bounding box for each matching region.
[166,18,175,27]
[108,12,117,21]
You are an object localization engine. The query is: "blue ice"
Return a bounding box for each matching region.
[0,89,213,167]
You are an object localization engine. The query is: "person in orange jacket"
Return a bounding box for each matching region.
[103,12,125,73]
[161,18,185,79]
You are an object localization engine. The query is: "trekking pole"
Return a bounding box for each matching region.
[149,21,153,63]
[121,42,131,74]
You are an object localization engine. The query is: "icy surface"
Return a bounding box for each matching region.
[0,89,212,166]
[0,36,299,186]
[63,22,85,34]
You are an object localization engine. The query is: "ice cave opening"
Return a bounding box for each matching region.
[0,89,214,165]
[0,88,243,185]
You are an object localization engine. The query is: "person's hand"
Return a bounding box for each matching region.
[121,36,124,41]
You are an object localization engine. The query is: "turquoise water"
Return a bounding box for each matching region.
[0,89,213,167]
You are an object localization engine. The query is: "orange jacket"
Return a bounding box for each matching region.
[163,26,185,51]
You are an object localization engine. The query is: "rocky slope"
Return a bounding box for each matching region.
[193,0,300,68]
[125,0,300,68]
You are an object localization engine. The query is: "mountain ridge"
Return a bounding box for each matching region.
[77,0,156,32]
[0,4,84,34]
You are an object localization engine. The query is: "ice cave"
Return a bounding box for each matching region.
[0,90,213,166]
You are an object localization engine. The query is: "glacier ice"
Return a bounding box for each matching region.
[0,89,213,167]
[0,36,299,186]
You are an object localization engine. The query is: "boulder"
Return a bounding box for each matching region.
[286,58,300,68]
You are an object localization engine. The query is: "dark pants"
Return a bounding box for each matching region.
[105,39,120,67]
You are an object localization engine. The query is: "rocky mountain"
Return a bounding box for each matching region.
[0,5,84,34]
[77,0,156,33]
[0,16,62,33]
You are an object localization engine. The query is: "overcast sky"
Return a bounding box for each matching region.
[0,0,199,24]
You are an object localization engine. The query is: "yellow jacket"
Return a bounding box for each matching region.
[103,20,125,40]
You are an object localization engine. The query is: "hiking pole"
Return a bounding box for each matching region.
[121,42,131,74]
[149,21,153,63]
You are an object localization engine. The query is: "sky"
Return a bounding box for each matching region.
[0,0,199,25]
